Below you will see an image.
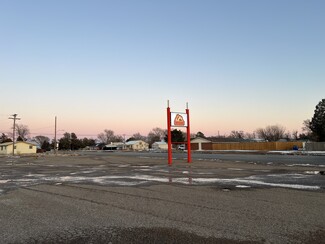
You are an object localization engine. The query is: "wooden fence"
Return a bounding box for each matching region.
[192,141,303,151]
[305,142,325,151]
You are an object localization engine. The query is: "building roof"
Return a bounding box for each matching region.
[126,140,147,145]
[0,142,13,146]
[152,141,167,145]
[0,141,37,146]
[190,137,211,143]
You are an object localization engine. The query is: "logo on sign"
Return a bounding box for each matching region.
[171,112,187,127]
[174,114,185,126]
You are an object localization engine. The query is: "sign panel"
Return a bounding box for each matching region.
[170,112,188,127]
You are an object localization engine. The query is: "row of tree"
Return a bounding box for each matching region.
[1,99,325,149]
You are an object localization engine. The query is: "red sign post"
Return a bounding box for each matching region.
[167,101,192,165]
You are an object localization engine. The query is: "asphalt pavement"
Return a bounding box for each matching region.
[0,153,324,243]
[101,150,325,166]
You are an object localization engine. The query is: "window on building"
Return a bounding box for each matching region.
[29,145,33,149]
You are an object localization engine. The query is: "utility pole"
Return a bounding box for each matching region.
[123,134,126,150]
[9,114,21,156]
[54,116,57,154]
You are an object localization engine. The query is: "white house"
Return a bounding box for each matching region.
[125,140,149,151]
[0,141,37,155]
[102,142,125,150]
[152,140,168,150]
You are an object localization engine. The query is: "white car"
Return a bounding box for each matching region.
[178,145,185,150]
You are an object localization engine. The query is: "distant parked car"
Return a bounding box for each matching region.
[178,144,185,150]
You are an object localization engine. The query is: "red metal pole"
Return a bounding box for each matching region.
[167,106,172,165]
[186,108,192,163]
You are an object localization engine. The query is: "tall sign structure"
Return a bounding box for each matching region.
[167,101,192,165]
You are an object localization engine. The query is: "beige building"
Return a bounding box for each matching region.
[152,141,168,150]
[125,140,149,151]
[0,141,37,155]
[190,137,212,151]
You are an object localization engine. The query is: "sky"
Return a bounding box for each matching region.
[1,0,324,139]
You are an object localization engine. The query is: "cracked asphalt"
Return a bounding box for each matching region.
[0,152,324,243]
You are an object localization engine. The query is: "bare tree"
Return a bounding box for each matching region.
[292,130,299,140]
[97,130,115,144]
[97,130,124,144]
[255,125,286,141]
[15,124,30,141]
[147,127,166,146]
[113,135,124,142]
[244,132,256,140]
[229,130,244,139]
[33,135,50,146]
[132,132,147,141]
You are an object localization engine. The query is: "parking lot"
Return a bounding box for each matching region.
[0,152,324,243]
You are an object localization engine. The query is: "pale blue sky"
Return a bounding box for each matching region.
[1,0,324,138]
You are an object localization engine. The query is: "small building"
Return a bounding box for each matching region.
[103,144,118,151]
[190,137,212,151]
[125,140,149,151]
[0,141,37,155]
[152,140,168,150]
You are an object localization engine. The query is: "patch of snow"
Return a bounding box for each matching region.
[14,179,37,182]
[117,164,130,168]
[217,150,259,152]
[189,177,320,190]
[25,173,46,177]
[287,164,325,167]
[80,170,96,174]
[268,150,325,155]
[305,171,320,175]
[302,151,325,155]
[236,185,251,188]
[268,151,296,154]
[136,169,151,171]
[128,175,170,183]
